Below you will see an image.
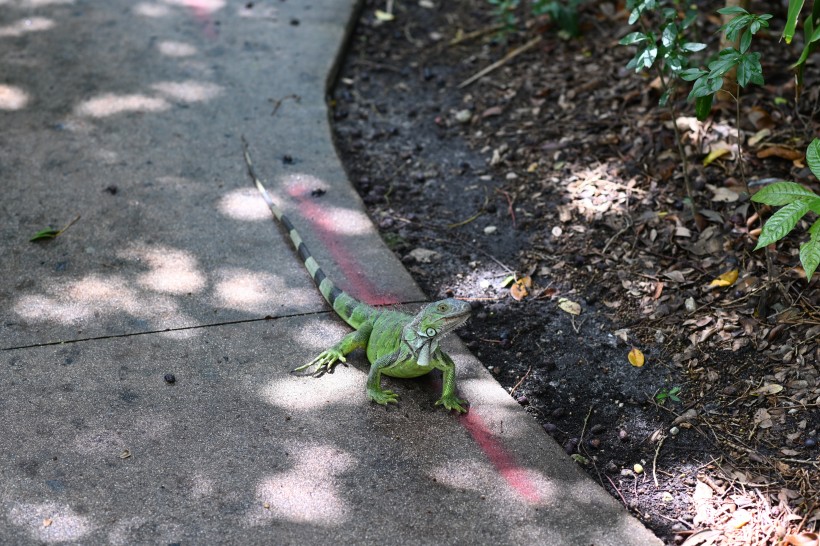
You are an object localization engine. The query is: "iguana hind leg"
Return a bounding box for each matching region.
[292,323,372,377]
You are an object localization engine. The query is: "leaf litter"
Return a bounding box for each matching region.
[331,1,820,543]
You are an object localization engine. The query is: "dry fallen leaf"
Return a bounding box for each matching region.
[781,532,819,546]
[43,518,53,527]
[709,269,738,288]
[751,383,784,396]
[628,347,645,367]
[703,145,731,166]
[510,276,532,301]
[374,9,394,21]
[557,297,581,315]
[756,145,803,161]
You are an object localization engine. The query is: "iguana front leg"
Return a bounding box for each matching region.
[366,351,402,406]
[292,323,373,376]
[432,352,468,413]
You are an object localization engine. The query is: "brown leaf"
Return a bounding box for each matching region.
[756,146,803,161]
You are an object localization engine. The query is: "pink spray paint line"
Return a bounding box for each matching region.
[288,185,538,502]
[287,184,399,306]
[460,410,542,504]
[181,1,219,39]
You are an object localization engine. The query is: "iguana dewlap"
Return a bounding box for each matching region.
[242,140,471,413]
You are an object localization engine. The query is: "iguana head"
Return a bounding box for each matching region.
[403,298,471,366]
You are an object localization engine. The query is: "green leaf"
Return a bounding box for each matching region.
[661,23,678,48]
[708,49,741,76]
[754,200,812,249]
[752,181,819,206]
[659,88,672,107]
[679,68,707,81]
[619,31,648,46]
[799,220,820,279]
[790,24,820,69]
[30,228,62,241]
[740,28,752,53]
[688,74,723,99]
[694,94,713,121]
[717,6,748,15]
[681,42,707,52]
[737,52,763,87]
[807,139,820,179]
[783,0,805,44]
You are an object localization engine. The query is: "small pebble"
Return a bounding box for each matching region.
[542,423,557,434]
[633,463,644,474]
[806,437,817,448]
[516,395,529,406]
[588,438,601,449]
[669,426,680,436]
[164,373,176,384]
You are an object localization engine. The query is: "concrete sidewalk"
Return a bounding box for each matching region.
[0,1,661,544]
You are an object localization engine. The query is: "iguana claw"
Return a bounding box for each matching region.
[367,387,399,406]
[292,350,347,377]
[435,395,468,414]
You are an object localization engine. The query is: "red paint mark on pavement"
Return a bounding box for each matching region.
[182,1,219,39]
[460,410,541,504]
[287,185,398,306]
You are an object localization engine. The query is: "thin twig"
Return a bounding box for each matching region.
[458,36,542,89]
[509,365,532,397]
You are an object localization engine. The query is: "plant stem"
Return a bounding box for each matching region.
[657,68,698,223]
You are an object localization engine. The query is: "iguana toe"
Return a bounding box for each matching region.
[368,388,399,406]
[435,396,469,414]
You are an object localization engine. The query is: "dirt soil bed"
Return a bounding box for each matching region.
[328,1,820,544]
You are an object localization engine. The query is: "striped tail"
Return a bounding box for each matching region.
[241,137,370,328]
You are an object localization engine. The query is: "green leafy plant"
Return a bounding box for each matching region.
[618,1,705,217]
[619,1,705,105]
[488,0,583,37]
[679,6,771,120]
[656,386,681,404]
[532,0,582,38]
[488,0,520,32]
[783,0,820,95]
[752,139,820,280]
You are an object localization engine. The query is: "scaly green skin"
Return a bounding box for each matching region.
[243,139,470,412]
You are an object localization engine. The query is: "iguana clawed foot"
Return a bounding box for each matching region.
[292,349,347,377]
[367,387,399,406]
[435,395,469,414]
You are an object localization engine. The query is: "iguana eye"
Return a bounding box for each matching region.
[437,303,448,312]
[426,327,437,336]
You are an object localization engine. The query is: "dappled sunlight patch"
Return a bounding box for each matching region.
[150,80,222,103]
[214,268,282,313]
[75,93,169,118]
[13,273,193,330]
[119,245,206,295]
[260,369,362,411]
[162,0,225,14]
[0,84,29,110]
[14,293,94,324]
[133,2,171,17]
[246,443,354,527]
[8,501,94,542]
[559,162,635,223]
[0,16,54,38]
[217,188,270,222]
[156,40,197,57]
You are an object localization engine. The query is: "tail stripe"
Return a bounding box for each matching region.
[242,137,349,315]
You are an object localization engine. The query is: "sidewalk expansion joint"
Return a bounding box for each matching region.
[1,299,433,351]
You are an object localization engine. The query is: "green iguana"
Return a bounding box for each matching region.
[242,139,471,413]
